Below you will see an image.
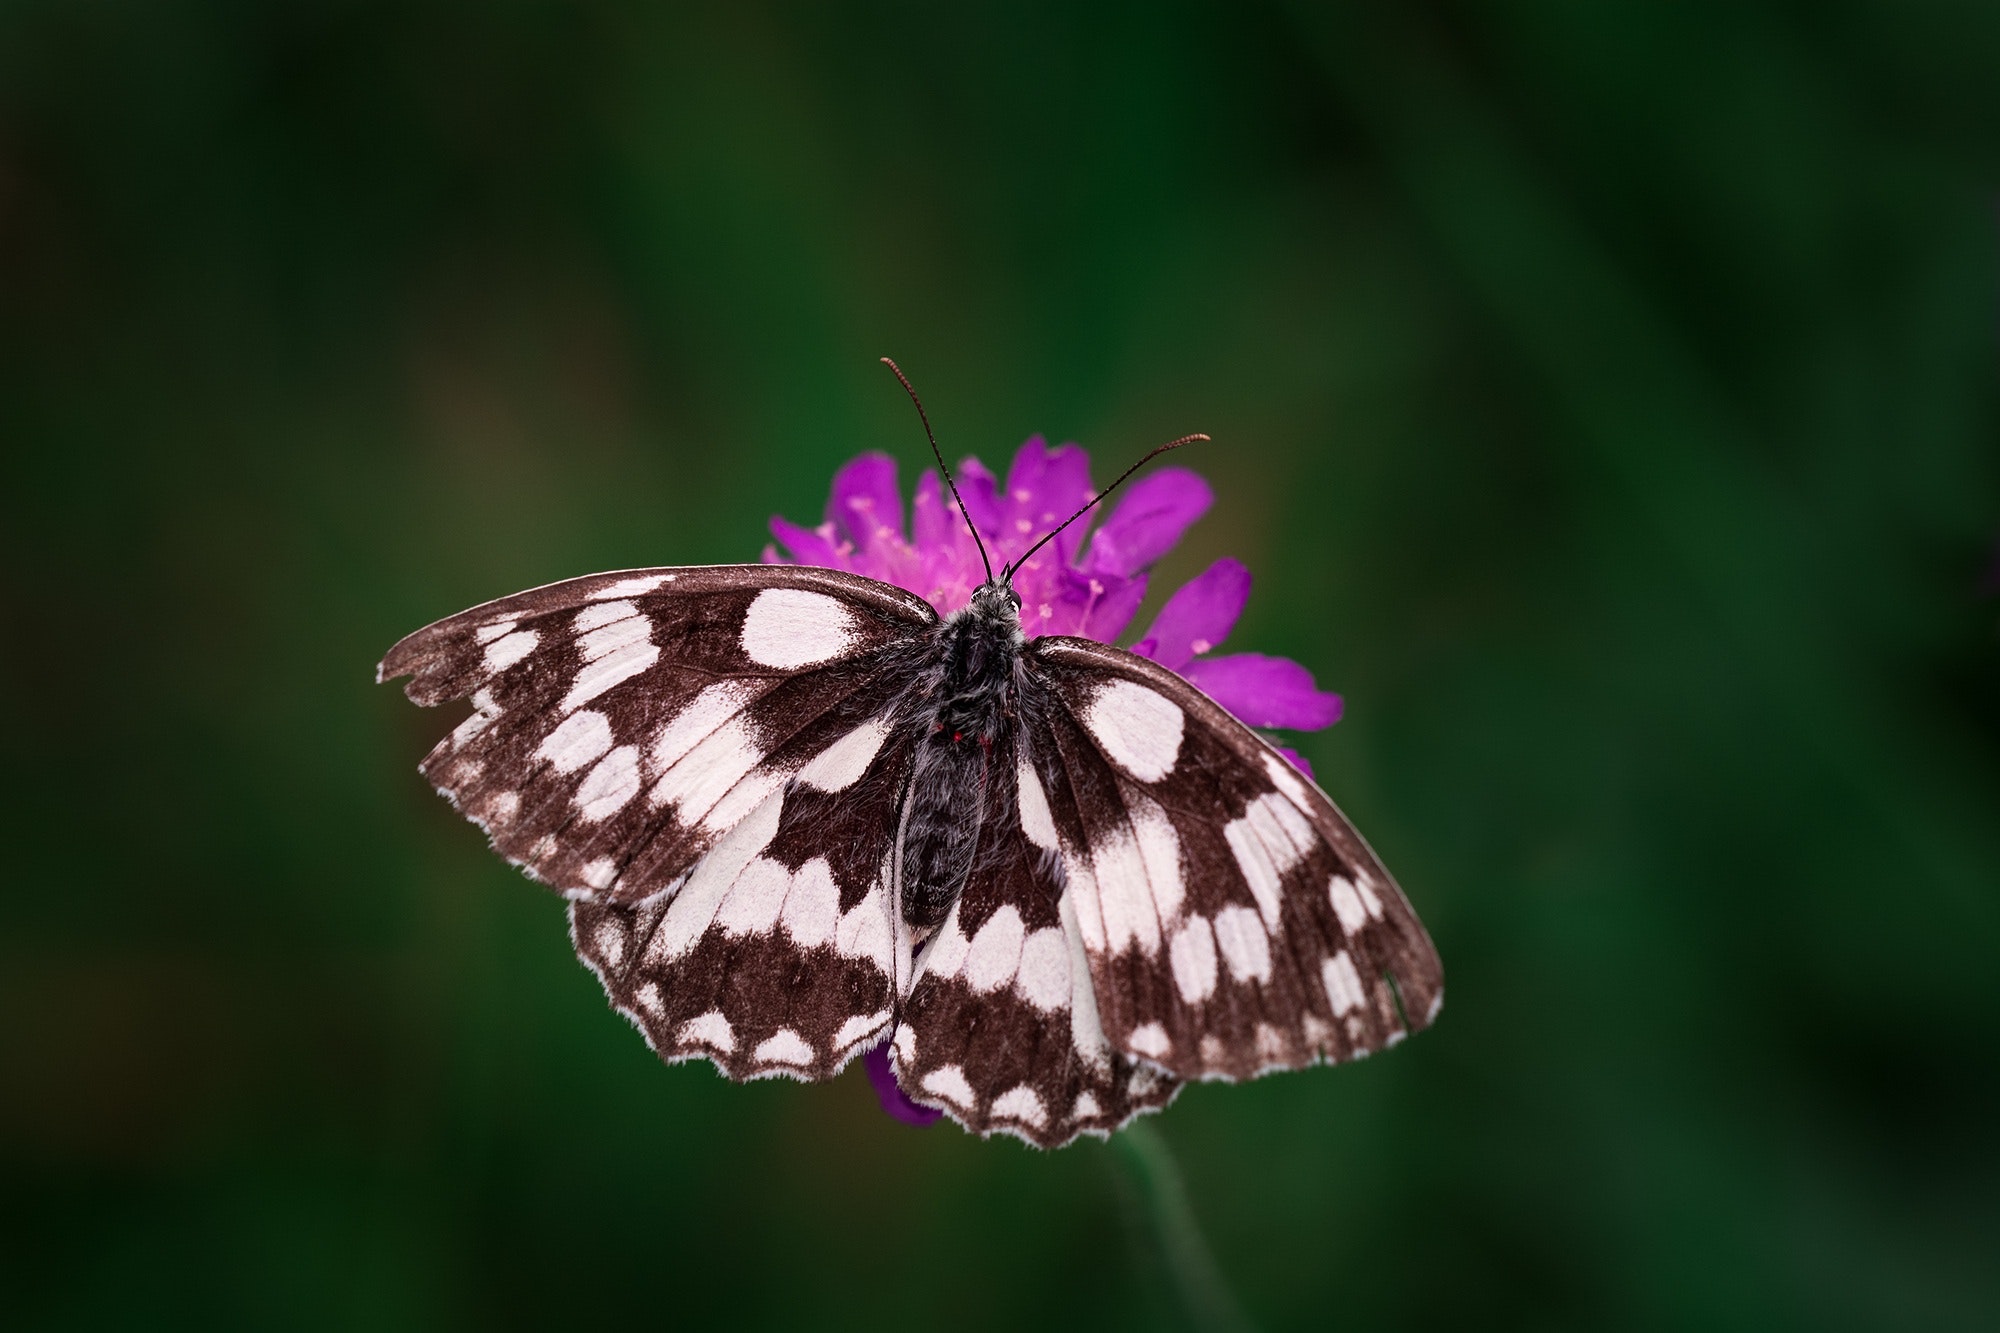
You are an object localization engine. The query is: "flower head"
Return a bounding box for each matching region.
[765,437,1344,1131]
[765,437,1343,738]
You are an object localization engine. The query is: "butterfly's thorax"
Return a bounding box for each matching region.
[900,583,1027,930]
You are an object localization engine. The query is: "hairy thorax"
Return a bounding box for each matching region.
[900,582,1027,929]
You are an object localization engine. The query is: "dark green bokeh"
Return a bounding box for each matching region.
[5,3,1997,1329]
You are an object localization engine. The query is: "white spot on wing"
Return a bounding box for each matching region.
[1329,875,1369,934]
[574,600,637,634]
[651,716,761,822]
[483,628,539,672]
[564,639,660,712]
[991,1086,1048,1129]
[581,859,618,892]
[1061,844,1105,953]
[1059,892,1112,1066]
[797,718,890,792]
[575,745,642,822]
[701,762,793,833]
[451,688,501,746]
[834,1011,891,1053]
[1092,823,1161,956]
[646,792,786,963]
[591,574,668,600]
[1353,870,1385,919]
[1014,927,1070,1012]
[779,857,840,948]
[678,1011,734,1053]
[1127,1022,1171,1059]
[1073,1091,1101,1119]
[963,905,1027,993]
[578,614,650,660]
[920,901,972,982]
[1082,679,1184,781]
[740,587,856,669]
[1169,916,1219,1004]
[1264,751,1311,804]
[1245,792,1315,872]
[920,1064,977,1108]
[592,918,624,965]
[1213,904,1273,983]
[1017,758,1058,851]
[1323,950,1366,1016]
[715,856,792,937]
[1130,794,1185,924]
[835,887,895,973]
[538,709,613,774]
[1222,816,1284,929]
[652,681,757,772]
[754,1029,814,1066]
[474,620,516,644]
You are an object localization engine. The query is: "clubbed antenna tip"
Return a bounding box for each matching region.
[1002,432,1209,582]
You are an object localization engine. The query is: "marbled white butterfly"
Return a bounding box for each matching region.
[378,361,1444,1147]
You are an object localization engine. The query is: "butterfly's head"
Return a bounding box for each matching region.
[966,580,1024,636]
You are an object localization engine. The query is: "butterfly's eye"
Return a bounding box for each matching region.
[1007,590,1022,611]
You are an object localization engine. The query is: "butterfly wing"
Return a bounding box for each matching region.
[890,726,1182,1146]
[381,564,944,1081]
[1021,636,1443,1081]
[378,565,936,905]
[566,721,918,1081]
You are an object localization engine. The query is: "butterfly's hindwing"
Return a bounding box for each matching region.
[1028,637,1444,1080]
[377,566,938,903]
[568,721,920,1081]
[892,727,1181,1146]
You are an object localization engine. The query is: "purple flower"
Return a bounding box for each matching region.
[765,437,1343,735]
[765,436,1343,1128]
[863,1045,942,1126]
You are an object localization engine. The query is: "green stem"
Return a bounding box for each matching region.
[1114,1120,1257,1333]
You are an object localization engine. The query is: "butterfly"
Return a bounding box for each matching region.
[378,360,1444,1147]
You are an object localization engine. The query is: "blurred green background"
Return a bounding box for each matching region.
[5,2,1998,1329]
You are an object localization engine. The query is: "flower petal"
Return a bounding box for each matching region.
[769,515,842,568]
[826,452,904,551]
[1273,746,1315,779]
[1182,653,1343,731]
[910,468,953,552]
[1078,572,1148,643]
[1083,468,1212,576]
[1003,437,1095,561]
[863,1044,941,1127]
[1134,558,1251,670]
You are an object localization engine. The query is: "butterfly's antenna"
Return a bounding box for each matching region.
[880,356,994,585]
[1002,433,1209,582]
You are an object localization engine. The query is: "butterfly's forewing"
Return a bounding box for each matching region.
[891,728,1182,1146]
[377,565,937,905]
[1025,637,1444,1080]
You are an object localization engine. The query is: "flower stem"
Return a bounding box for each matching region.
[1113,1120,1258,1333]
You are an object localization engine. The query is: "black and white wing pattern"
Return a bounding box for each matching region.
[1021,638,1442,1082]
[381,562,1442,1147]
[380,565,935,1078]
[877,641,1441,1145]
[889,721,1183,1143]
